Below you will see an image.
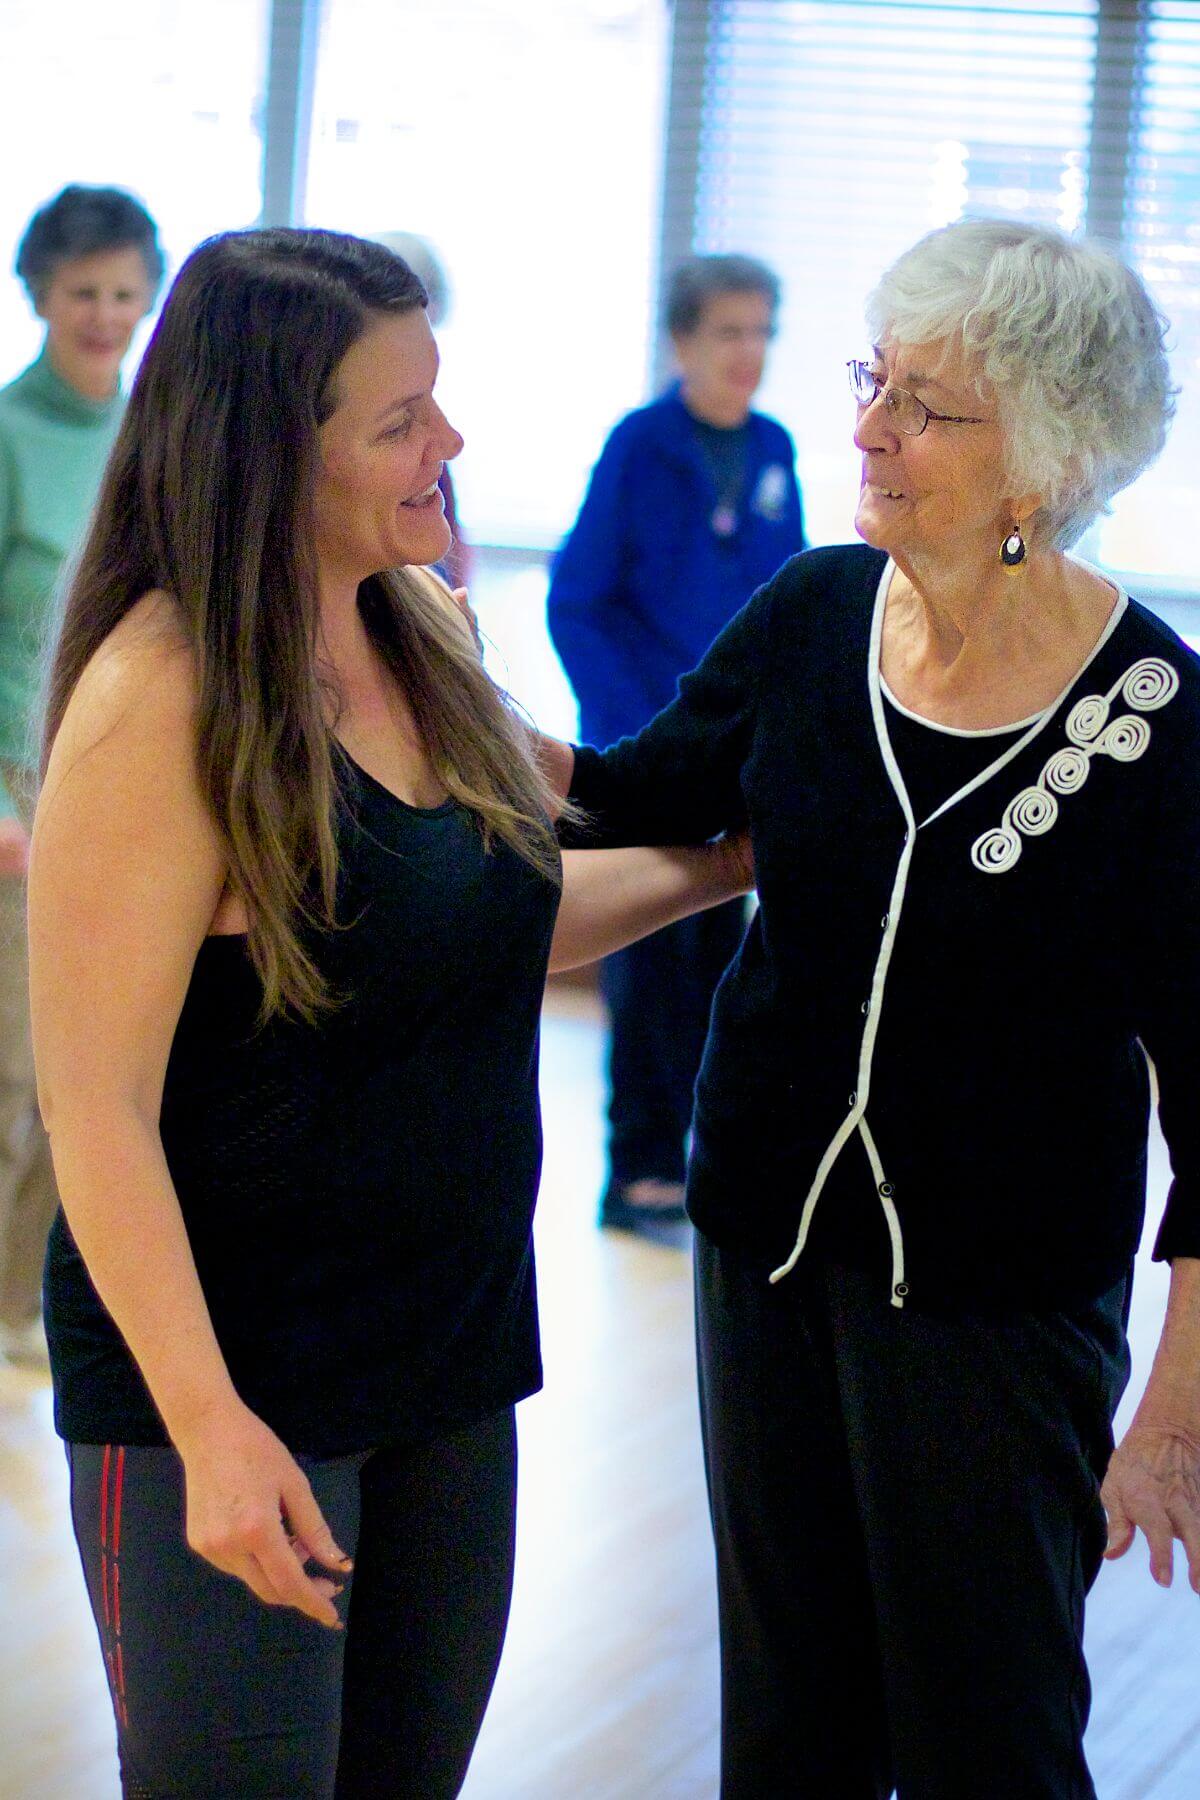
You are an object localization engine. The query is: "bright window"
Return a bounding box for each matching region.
[1104,1,1200,579]
[0,0,268,383]
[303,0,669,549]
[671,0,1200,593]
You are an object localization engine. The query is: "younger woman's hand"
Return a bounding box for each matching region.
[451,586,484,654]
[720,828,756,895]
[176,1401,352,1627]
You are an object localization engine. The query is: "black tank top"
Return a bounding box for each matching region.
[45,755,559,1456]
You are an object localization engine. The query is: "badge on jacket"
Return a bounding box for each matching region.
[751,464,790,521]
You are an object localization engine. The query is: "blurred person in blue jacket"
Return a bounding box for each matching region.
[548,254,804,1231]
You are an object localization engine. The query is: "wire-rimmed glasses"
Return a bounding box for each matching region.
[847,360,990,437]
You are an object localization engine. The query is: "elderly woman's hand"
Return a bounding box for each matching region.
[1103,1257,1200,1591]
[1102,1424,1200,1591]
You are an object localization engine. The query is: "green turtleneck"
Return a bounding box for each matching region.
[0,348,124,811]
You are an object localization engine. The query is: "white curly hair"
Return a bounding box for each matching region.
[865,218,1176,548]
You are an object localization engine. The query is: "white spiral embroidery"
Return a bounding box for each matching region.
[1066,695,1109,745]
[1121,657,1178,711]
[1043,746,1090,796]
[1099,714,1151,762]
[971,654,1178,875]
[973,826,1022,872]
[1004,786,1058,835]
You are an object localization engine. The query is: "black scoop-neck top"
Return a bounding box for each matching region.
[45,756,560,1456]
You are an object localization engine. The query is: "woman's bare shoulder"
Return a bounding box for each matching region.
[42,593,203,820]
[55,593,196,756]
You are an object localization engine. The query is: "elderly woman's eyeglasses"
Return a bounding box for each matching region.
[847,360,989,437]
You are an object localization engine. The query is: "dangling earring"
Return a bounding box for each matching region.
[1000,523,1027,568]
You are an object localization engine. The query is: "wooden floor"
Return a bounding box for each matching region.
[1,986,1198,1798]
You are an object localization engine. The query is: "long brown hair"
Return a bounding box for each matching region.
[43,228,565,1022]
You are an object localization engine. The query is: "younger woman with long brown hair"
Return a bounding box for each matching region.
[27,228,748,1799]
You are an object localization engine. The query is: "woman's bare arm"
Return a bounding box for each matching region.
[550,836,753,973]
[29,600,348,1625]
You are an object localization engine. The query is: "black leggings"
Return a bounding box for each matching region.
[66,1407,518,1799]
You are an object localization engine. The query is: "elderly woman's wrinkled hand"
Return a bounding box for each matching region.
[1101,1423,1200,1592]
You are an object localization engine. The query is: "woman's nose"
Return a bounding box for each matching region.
[853,393,899,453]
[440,416,465,462]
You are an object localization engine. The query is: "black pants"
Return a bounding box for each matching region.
[599,900,746,1187]
[695,1239,1132,1800]
[66,1407,517,1799]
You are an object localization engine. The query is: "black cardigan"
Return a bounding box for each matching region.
[567,544,1200,1311]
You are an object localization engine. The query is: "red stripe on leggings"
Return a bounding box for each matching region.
[96,1444,130,1732]
[112,1447,128,1728]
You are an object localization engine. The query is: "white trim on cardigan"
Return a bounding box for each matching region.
[770,558,1131,1306]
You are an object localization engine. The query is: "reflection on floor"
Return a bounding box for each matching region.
[1,988,1197,1798]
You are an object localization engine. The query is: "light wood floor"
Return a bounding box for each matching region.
[1,987,1198,1798]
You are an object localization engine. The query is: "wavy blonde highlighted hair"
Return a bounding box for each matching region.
[43,228,564,1022]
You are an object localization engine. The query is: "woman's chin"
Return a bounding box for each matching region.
[853,501,892,552]
[387,524,453,570]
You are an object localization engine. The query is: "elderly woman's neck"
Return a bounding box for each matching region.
[881,546,1120,730]
[890,546,1080,658]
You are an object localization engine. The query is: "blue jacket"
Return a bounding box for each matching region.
[547,384,804,746]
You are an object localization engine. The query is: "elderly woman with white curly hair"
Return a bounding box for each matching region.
[556,217,1200,1797]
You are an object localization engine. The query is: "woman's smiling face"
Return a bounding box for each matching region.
[853,338,1017,567]
[312,307,464,585]
[36,246,155,400]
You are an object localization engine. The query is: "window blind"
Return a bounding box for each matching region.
[661,0,1200,589]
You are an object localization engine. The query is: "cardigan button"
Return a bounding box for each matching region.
[894,1281,909,1299]
[879,1180,894,1198]
[848,1091,857,1108]
[880,913,889,930]
[861,999,871,1015]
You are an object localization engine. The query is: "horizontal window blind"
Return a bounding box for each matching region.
[663,0,1200,590]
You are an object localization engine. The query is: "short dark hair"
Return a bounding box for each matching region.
[15,185,164,303]
[665,253,781,338]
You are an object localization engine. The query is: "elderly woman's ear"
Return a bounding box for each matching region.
[1001,494,1044,556]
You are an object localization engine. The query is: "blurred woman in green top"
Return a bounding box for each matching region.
[0,185,161,1365]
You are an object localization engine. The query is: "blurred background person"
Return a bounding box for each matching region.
[373,231,471,593]
[548,253,804,1232]
[0,184,162,1367]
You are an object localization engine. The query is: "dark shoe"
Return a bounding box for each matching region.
[599,1178,688,1230]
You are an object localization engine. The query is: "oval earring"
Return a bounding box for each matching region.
[1000,524,1027,568]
